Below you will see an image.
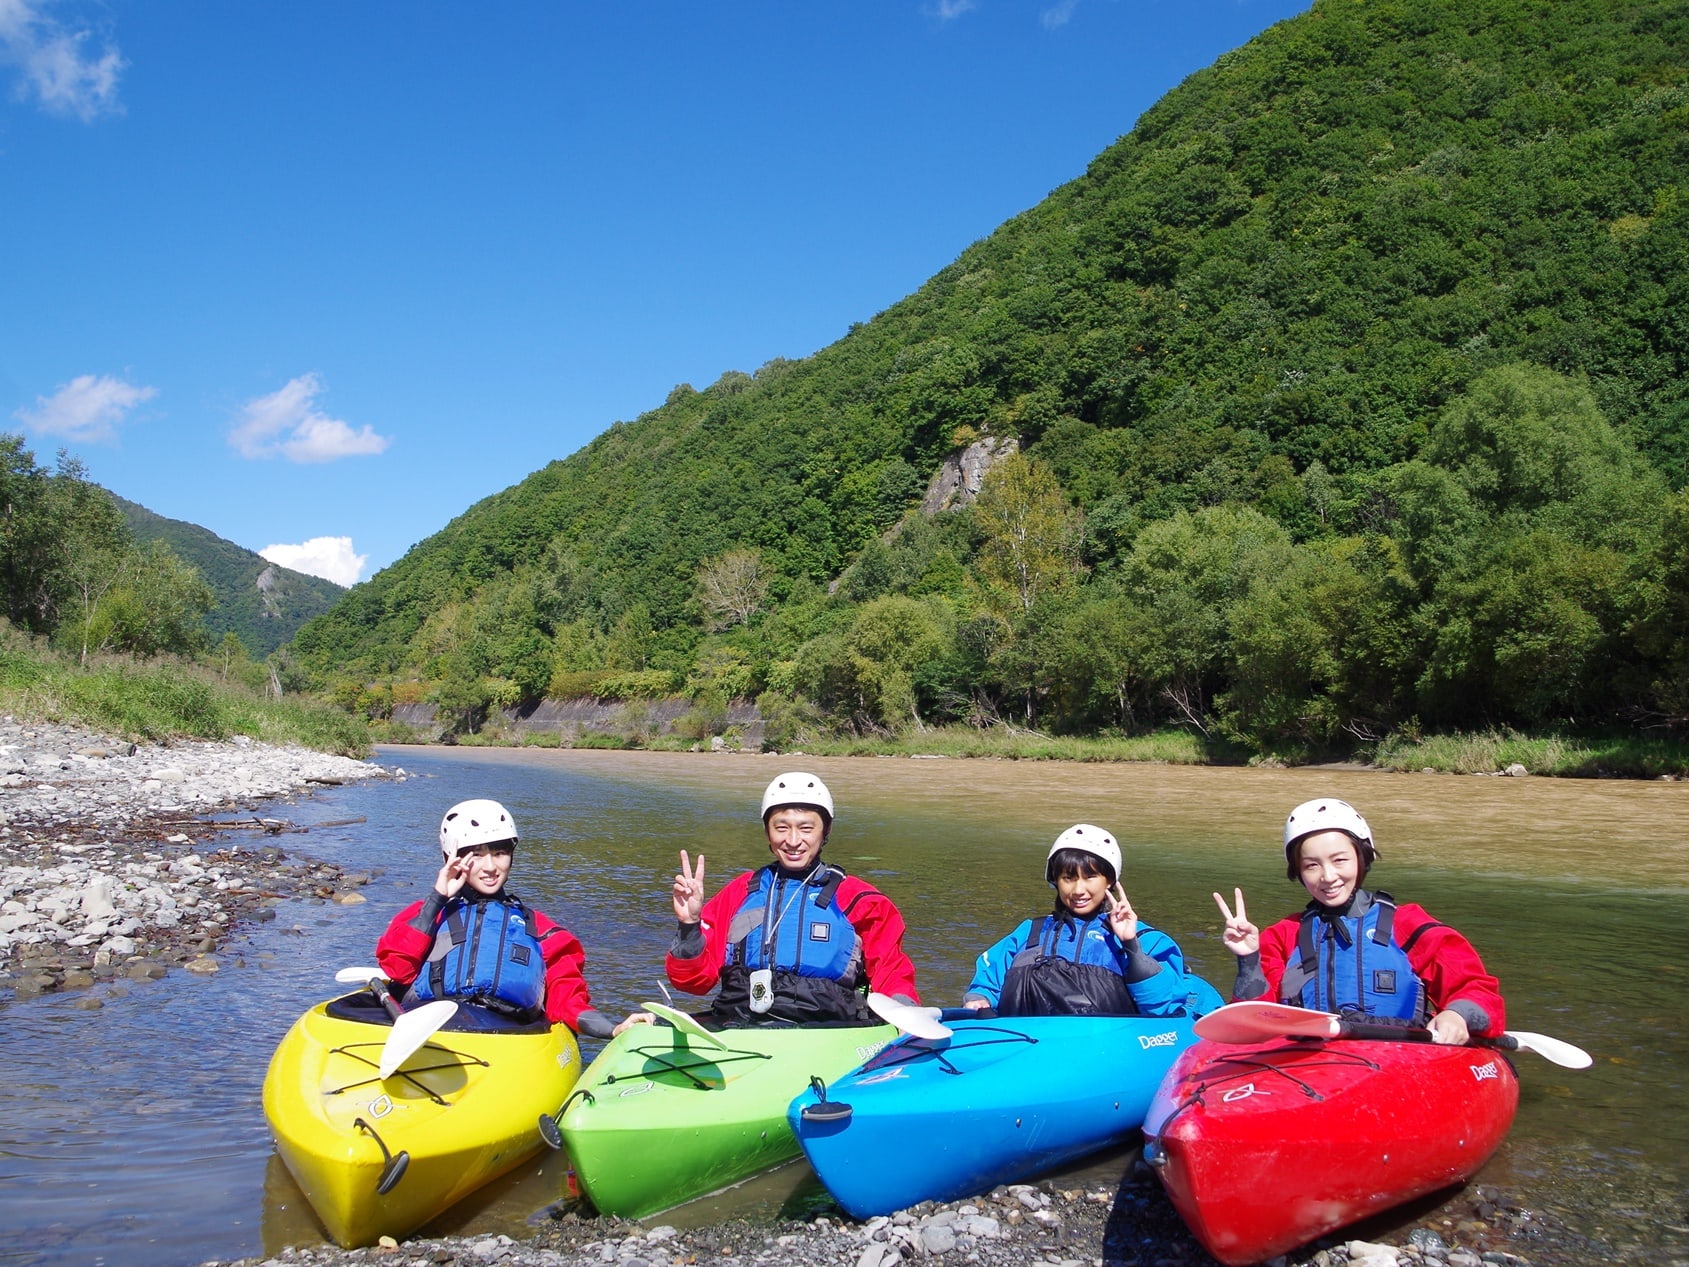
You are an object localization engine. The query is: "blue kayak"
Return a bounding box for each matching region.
[789,1012,1203,1218]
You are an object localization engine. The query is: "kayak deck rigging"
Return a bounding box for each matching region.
[1189,1043,1383,1101]
[856,1024,1040,1076]
[598,1040,774,1091]
[320,1038,492,1104]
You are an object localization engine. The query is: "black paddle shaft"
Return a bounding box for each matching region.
[364,977,404,1022]
[1335,1018,1519,1056]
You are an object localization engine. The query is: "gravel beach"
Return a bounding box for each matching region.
[209,1176,1611,1267]
[0,719,1657,1267]
[0,715,390,1001]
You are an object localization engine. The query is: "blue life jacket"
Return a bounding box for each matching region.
[406,893,547,1018]
[1278,891,1428,1023]
[1000,911,1138,1017]
[716,864,871,1024]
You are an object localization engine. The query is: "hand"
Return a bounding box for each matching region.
[1213,888,1259,958]
[1106,883,1139,942]
[612,1011,656,1036]
[673,850,706,923]
[963,998,991,1011]
[435,853,470,900]
[1428,1009,1471,1045]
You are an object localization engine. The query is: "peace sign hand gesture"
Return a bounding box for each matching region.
[1106,883,1139,943]
[1213,887,1260,958]
[673,850,706,924]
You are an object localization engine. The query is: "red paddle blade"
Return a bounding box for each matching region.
[1193,1000,1341,1043]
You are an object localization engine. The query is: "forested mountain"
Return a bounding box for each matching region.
[293,0,1689,753]
[112,495,344,657]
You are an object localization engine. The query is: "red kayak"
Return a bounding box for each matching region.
[1143,1034,1519,1265]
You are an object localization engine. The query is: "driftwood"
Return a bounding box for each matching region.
[184,816,301,834]
[164,814,367,835]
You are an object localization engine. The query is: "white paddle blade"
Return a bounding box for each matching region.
[867,992,952,1041]
[1507,1030,1593,1070]
[1193,1000,1342,1044]
[378,1000,458,1078]
[641,1001,728,1049]
[335,966,385,984]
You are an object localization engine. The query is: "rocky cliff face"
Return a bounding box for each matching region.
[920,435,1019,515]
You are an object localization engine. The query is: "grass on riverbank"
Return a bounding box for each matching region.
[1371,728,1689,778]
[0,640,370,757]
[431,715,1215,763]
[752,725,1216,763]
[402,710,1689,778]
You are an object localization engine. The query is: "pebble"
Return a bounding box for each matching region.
[197,1177,1616,1267]
[0,715,387,1002]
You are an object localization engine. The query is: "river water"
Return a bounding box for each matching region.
[1,746,1684,1265]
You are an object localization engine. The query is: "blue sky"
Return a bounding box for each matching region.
[3,0,1309,587]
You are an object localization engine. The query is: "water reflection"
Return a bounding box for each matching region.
[0,746,1683,1266]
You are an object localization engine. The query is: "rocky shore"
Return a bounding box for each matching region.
[0,715,390,1004]
[212,1176,1608,1267]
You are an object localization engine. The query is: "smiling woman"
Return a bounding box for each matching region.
[373,797,650,1040]
[1215,796,1508,1048]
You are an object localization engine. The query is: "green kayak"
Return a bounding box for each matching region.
[558,1012,896,1219]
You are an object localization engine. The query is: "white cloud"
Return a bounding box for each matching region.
[14,372,156,443]
[930,0,976,20]
[229,373,392,463]
[0,0,125,122]
[1041,0,1081,29]
[260,536,367,588]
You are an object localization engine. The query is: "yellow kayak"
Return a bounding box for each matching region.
[262,993,580,1247]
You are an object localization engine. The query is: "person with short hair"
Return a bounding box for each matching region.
[1214,797,1506,1044]
[666,772,919,1025]
[964,823,1217,1017]
[377,798,650,1037]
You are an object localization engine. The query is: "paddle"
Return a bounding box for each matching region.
[868,992,952,1041]
[331,968,460,1078]
[641,1000,728,1049]
[1194,1001,1592,1070]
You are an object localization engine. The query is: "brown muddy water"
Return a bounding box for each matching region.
[2,747,1684,1265]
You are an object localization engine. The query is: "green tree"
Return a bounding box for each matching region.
[1221,536,1420,749]
[973,455,1084,615]
[1424,364,1666,552]
[1420,532,1632,726]
[1047,592,1160,729]
[0,440,131,637]
[1632,489,1689,724]
[1120,505,1295,731]
[842,595,955,730]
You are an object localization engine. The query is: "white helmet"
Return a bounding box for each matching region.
[439,799,518,858]
[1046,823,1121,886]
[760,771,834,822]
[1283,797,1377,874]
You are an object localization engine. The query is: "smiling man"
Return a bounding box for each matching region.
[666,772,920,1025]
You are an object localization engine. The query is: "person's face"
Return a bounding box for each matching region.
[1055,865,1111,917]
[1295,830,1362,908]
[455,842,513,896]
[764,807,827,872]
